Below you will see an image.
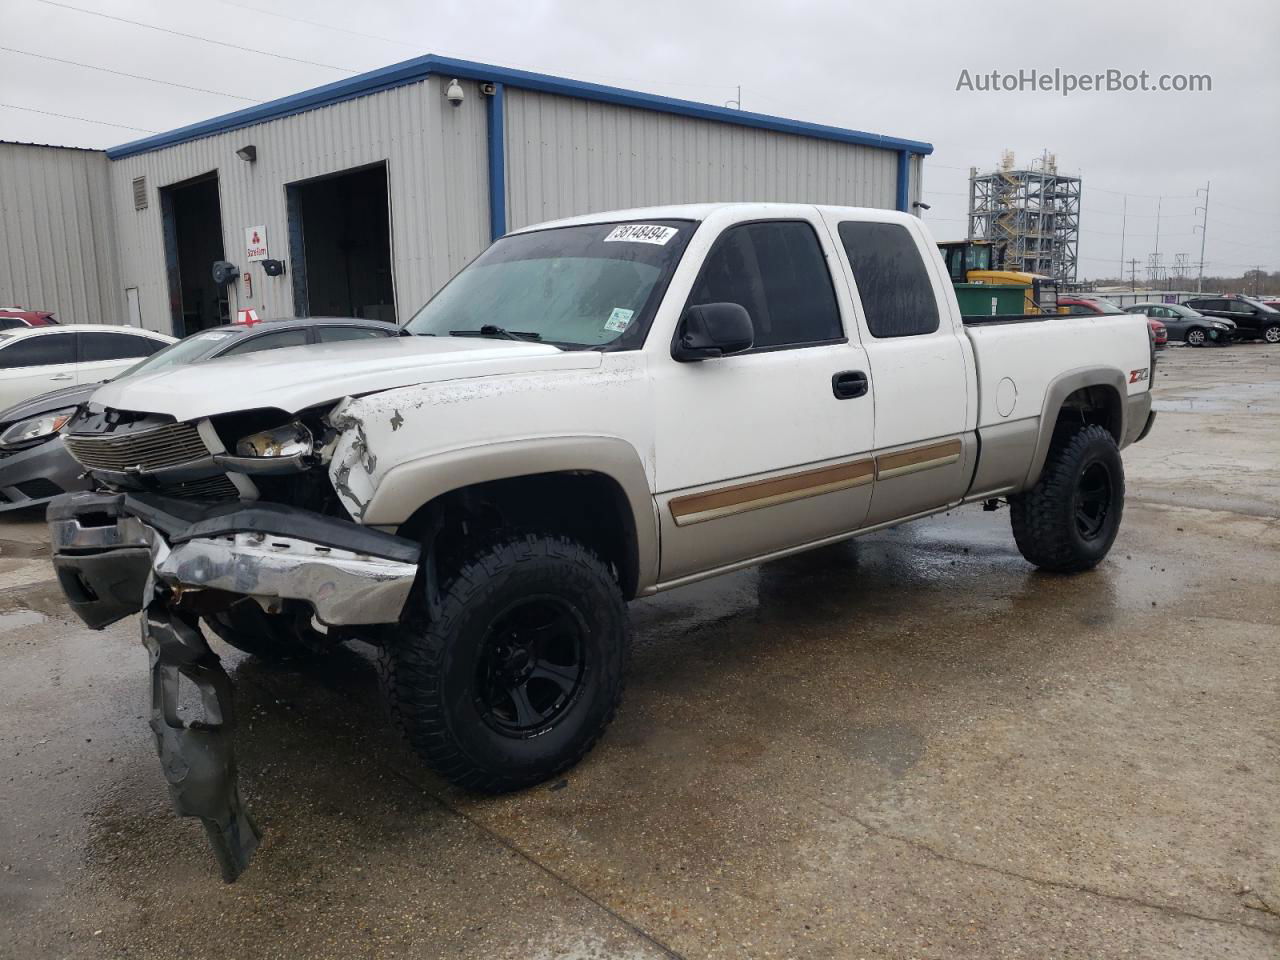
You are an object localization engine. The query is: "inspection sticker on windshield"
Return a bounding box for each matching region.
[604,308,634,333]
[603,224,678,245]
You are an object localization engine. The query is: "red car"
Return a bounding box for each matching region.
[0,307,59,330]
[1059,295,1166,349]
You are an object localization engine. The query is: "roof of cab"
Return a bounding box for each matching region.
[513,201,920,234]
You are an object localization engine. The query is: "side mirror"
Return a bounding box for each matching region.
[672,302,754,362]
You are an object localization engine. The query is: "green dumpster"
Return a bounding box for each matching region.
[954,283,1027,318]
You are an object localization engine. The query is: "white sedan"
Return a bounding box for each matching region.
[0,325,175,409]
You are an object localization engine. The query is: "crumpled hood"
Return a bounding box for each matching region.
[88,335,602,421]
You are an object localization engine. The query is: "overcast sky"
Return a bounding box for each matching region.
[2,0,1277,280]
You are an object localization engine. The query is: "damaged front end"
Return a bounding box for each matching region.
[49,402,418,880]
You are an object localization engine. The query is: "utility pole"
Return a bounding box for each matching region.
[1153,196,1162,262]
[1194,181,1210,293]
[1250,265,1263,297]
[1127,257,1140,291]
[1119,195,1127,282]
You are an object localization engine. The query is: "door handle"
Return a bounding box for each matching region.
[831,370,868,399]
[50,374,74,381]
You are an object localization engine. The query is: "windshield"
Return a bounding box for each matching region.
[116,328,240,378]
[405,220,694,348]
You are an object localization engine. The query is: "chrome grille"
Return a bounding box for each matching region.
[64,422,210,472]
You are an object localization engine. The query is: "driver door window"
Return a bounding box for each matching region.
[687,221,843,351]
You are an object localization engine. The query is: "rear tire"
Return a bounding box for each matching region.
[382,533,628,793]
[1010,424,1124,573]
[1185,327,1207,346]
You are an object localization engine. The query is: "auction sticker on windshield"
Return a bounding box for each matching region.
[604,224,678,245]
[604,308,634,333]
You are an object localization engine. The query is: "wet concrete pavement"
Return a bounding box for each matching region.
[2,346,1277,959]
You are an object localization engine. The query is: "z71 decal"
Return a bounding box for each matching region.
[1129,368,1149,384]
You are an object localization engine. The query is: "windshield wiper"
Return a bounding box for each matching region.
[448,324,542,342]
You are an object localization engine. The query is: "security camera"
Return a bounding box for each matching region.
[445,79,464,105]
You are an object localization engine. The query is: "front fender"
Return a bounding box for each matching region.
[350,434,660,596]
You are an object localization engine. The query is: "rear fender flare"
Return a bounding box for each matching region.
[1024,367,1127,489]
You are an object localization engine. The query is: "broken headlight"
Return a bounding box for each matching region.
[235,421,313,459]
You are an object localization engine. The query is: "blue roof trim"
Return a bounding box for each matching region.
[106,54,933,160]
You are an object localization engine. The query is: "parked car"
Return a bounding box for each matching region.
[0,325,175,411]
[1182,296,1280,343]
[45,203,1156,880]
[1124,303,1235,346]
[0,307,60,329]
[1060,297,1167,348]
[1147,317,1169,348]
[1258,299,1280,311]
[0,317,398,512]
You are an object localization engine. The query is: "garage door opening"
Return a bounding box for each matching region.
[160,173,227,335]
[287,163,396,323]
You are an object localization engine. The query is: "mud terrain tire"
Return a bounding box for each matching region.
[382,533,628,793]
[1010,423,1125,573]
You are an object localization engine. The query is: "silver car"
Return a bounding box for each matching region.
[1124,303,1236,346]
[0,317,398,512]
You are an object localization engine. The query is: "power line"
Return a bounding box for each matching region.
[0,102,156,133]
[32,0,357,73]
[0,45,261,102]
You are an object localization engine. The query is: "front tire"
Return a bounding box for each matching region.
[382,533,629,793]
[1185,327,1207,346]
[1010,424,1125,573]
[1263,323,1280,345]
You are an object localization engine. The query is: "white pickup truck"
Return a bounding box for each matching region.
[48,203,1155,879]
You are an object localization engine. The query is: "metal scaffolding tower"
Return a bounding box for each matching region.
[968,150,1081,283]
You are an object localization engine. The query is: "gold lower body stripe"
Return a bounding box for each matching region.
[874,438,963,480]
[668,437,965,527]
[669,458,874,526]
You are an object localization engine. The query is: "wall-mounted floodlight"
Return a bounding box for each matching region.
[235,145,257,163]
[913,200,932,211]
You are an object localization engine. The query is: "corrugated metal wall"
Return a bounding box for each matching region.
[0,142,122,324]
[502,89,902,230]
[109,77,490,333]
[101,77,918,336]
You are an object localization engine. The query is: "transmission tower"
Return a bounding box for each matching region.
[1146,253,1165,285]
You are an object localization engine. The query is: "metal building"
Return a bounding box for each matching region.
[0,142,122,324]
[4,55,932,336]
[967,151,1080,283]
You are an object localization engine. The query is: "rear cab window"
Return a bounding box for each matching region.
[837,221,940,338]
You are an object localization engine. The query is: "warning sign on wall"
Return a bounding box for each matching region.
[245,225,268,262]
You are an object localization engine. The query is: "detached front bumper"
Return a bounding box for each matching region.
[47,490,422,881]
[49,491,421,630]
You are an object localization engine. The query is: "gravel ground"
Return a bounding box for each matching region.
[1,344,1277,959]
